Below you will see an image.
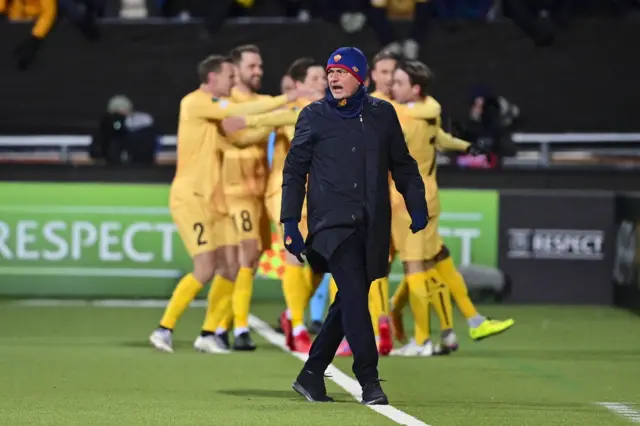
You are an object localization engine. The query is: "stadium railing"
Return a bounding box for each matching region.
[1,133,640,166]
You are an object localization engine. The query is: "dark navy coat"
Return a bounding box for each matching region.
[280,95,426,281]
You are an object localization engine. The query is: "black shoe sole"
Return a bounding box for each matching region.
[233,344,257,351]
[292,381,334,403]
[361,395,389,405]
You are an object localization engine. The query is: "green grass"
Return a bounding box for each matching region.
[0,301,639,425]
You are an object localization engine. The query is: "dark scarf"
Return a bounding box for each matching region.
[325,85,366,119]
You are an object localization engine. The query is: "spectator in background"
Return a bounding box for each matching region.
[1,0,56,70]
[332,0,431,59]
[89,95,159,165]
[452,86,519,168]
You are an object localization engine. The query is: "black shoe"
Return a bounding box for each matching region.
[233,331,257,351]
[308,320,323,335]
[216,331,230,350]
[361,379,388,405]
[292,369,333,402]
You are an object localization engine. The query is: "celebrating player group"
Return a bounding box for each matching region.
[148,44,514,357]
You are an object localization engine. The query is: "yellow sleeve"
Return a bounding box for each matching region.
[244,108,300,128]
[32,0,57,39]
[435,128,470,152]
[191,94,289,120]
[226,126,274,148]
[0,0,6,14]
[394,101,440,120]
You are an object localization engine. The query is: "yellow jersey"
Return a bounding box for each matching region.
[391,97,471,206]
[221,87,276,198]
[243,98,312,197]
[171,88,288,209]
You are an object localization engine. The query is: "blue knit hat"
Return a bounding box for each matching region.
[326,47,368,84]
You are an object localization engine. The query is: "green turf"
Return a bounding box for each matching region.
[0,302,638,425]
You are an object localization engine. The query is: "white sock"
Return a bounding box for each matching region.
[215,327,227,335]
[286,309,292,320]
[292,325,307,337]
[234,327,250,337]
[468,315,486,328]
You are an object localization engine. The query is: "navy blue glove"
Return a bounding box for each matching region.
[409,210,428,234]
[283,219,306,263]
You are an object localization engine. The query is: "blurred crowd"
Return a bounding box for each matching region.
[3,0,639,69]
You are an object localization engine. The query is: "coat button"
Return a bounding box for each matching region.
[351,214,356,220]
[353,182,358,188]
[351,147,356,152]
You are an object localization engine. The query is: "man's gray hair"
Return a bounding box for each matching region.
[107,95,133,114]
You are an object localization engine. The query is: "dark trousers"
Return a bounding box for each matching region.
[303,228,379,385]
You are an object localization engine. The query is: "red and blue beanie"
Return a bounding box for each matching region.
[326,47,368,84]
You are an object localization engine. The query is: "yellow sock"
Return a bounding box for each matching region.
[329,276,338,305]
[380,276,390,315]
[436,256,479,319]
[391,277,409,313]
[425,268,454,330]
[216,305,233,332]
[202,275,235,333]
[368,279,385,338]
[283,264,310,328]
[232,267,254,329]
[406,271,430,345]
[159,273,203,329]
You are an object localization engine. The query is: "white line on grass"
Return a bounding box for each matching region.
[11,299,430,425]
[596,402,640,423]
[248,314,431,426]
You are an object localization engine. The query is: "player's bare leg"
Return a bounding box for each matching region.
[150,251,217,353]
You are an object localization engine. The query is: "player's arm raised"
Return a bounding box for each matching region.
[434,127,471,152]
[221,108,300,148]
[244,108,300,128]
[191,93,290,120]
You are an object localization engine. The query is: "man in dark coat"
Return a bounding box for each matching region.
[280,47,428,405]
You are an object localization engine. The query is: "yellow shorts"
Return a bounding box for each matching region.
[391,196,443,262]
[265,191,309,245]
[170,197,233,257]
[226,195,267,246]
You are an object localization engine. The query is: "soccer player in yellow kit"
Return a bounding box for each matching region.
[389,60,514,355]
[222,57,326,353]
[148,55,296,354]
[210,45,276,351]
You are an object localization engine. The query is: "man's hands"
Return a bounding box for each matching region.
[409,209,428,234]
[221,116,247,135]
[286,87,317,103]
[283,220,306,263]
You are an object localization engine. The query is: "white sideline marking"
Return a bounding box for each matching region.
[596,402,640,423]
[12,299,430,425]
[248,314,431,426]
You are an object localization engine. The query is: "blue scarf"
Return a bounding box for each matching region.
[325,85,366,119]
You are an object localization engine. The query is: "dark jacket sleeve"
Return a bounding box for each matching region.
[387,104,427,215]
[281,107,314,222]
